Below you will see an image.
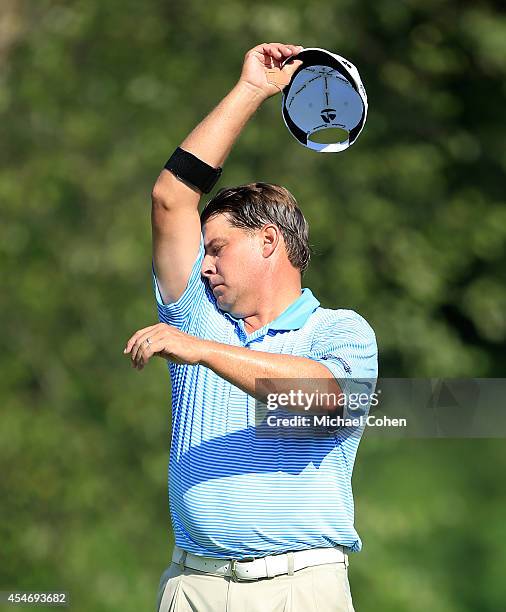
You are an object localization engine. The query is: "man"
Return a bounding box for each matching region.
[124,42,377,612]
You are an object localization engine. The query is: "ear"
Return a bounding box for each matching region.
[261,225,280,258]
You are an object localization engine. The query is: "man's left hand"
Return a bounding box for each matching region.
[123,323,206,370]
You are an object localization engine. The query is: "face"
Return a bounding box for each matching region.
[201,214,264,317]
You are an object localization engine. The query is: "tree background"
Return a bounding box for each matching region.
[1,0,505,610]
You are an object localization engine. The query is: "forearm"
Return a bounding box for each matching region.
[200,341,343,414]
[125,321,342,413]
[181,81,265,167]
[152,81,264,206]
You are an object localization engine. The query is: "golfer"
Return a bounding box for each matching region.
[124,42,377,612]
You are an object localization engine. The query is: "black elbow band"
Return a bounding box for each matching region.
[163,147,223,194]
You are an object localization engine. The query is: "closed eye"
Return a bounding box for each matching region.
[204,239,227,256]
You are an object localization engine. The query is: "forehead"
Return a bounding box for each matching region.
[202,213,232,235]
[202,214,247,243]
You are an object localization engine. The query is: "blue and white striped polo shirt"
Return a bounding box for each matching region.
[152,233,377,559]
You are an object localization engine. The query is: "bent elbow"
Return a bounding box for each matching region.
[151,184,173,211]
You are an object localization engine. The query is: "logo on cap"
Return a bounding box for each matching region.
[321,108,336,123]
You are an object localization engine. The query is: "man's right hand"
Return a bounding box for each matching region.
[238,43,304,100]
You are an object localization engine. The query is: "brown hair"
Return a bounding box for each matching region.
[200,182,312,275]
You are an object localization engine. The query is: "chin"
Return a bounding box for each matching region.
[215,294,230,310]
[218,299,239,317]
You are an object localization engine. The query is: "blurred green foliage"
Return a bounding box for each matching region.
[1,0,505,611]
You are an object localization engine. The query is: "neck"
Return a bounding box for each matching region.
[241,283,302,334]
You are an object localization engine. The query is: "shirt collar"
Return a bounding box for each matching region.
[223,288,320,332]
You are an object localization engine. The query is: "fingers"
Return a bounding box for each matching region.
[130,330,157,366]
[124,323,165,369]
[133,336,166,370]
[123,324,158,354]
[282,58,304,77]
[253,43,303,75]
[262,43,304,60]
[285,44,304,55]
[252,42,303,61]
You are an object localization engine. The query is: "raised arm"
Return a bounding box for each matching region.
[151,43,303,304]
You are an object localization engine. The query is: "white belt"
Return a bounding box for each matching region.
[172,544,349,581]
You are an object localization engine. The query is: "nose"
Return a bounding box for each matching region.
[201,254,216,279]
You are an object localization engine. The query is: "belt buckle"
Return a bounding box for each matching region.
[230,557,256,582]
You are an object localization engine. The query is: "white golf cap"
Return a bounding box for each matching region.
[281,47,368,153]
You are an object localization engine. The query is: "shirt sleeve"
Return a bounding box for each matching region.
[151,232,207,331]
[306,310,378,418]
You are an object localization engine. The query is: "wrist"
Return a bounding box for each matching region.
[234,79,269,105]
[197,339,218,367]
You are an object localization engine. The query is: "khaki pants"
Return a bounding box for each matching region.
[156,559,356,612]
